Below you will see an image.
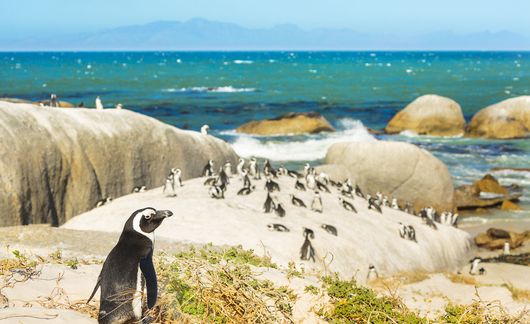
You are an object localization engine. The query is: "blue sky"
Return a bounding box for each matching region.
[1,0,529,38]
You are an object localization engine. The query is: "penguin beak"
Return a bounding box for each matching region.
[154,210,173,220]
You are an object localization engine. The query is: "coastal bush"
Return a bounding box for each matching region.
[153,245,293,323]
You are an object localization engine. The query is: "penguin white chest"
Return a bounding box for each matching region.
[132,266,143,319]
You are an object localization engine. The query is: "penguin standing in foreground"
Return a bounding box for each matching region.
[87,207,173,324]
[300,229,316,262]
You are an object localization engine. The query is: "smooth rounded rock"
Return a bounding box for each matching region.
[236,112,335,136]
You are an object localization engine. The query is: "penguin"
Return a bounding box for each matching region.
[87,207,173,324]
[263,193,275,213]
[201,124,209,135]
[263,160,277,178]
[242,170,252,188]
[305,171,316,190]
[338,197,357,213]
[174,168,183,188]
[236,158,245,179]
[420,210,438,230]
[96,197,112,208]
[315,180,331,193]
[218,166,230,186]
[366,264,379,281]
[202,160,215,177]
[290,194,306,208]
[478,267,487,275]
[355,185,365,198]
[223,162,233,178]
[248,157,259,179]
[95,96,103,110]
[316,172,330,186]
[407,225,417,242]
[300,229,315,262]
[382,196,389,207]
[294,180,306,191]
[237,185,256,196]
[303,227,315,239]
[132,186,146,193]
[203,177,217,186]
[264,177,280,192]
[321,224,338,236]
[340,182,354,198]
[451,213,459,228]
[311,191,323,213]
[163,168,178,197]
[375,192,383,204]
[403,201,414,215]
[277,166,288,176]
[368,197,382,213]
[209,183,226,199]
[272,196,286,217]
[398,222,408,239]
[78,101,85,108]
[469,258,481,275]
[303,163,311,178]
[287,169,303,178]
[267,224,290,232]
[50,93,58,107]
[391,198,399,210]
[503,242,511,255]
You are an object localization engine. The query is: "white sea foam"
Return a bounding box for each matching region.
[233,60,253,64]
[162,86,256,93]
[228,119,375,161]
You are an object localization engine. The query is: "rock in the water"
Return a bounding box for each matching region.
[454,174,522,209]
[474,228,529,250]
[34,100,76,108]
[466,96,530,139]
[325,140,454,211]
[236,112,335,136]
[501,200,521,211]
[0,100,238,226]
[481,253,530,266]
[385,94,465,136]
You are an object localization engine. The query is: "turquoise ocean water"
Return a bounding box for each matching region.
[1,51,529,225]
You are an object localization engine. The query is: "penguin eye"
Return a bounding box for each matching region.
[145,213,154,220]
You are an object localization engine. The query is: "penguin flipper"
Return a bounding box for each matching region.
[140,250,158,309]
[87,274,101,304]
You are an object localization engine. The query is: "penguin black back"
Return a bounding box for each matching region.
[88,207,173,324]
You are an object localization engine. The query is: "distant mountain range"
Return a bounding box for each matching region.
[1,18,529,50]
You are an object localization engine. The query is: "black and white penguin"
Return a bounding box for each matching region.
[96,197,112,208]
[272,196,286,217]
[478,267,487,275]
[174,168,183,188]
[218,166,230,186]
[338,197,357,213]
[340,181,354,198]
[163,168,178,197]
[95,96,104,110]
[290,194,306,208]
[209,183,226,199]
[132,186,146,193]
[265,177,280,192]
[420,210,438,230]
[202,160,215,177]
[287,169,303,178]
[223,162,233,178]
[311,191,323,213]
[303,227,315,239]
[407,225,417,242]
[315,180,331,193]
[305,170,316,190]
[237,185,256,196]
[303,163,311,178]
[355,184,365,198]
[242,170,252,188]
[316,172,330,186]
[398,223,408,239]
[236,158,245,179]
[267,224,290,232]
[200,124,209,135]
[366,264,379,281]
[87,207,173,324]
[116,103,123,110]
[263,193,275,213]
[50,93,59,107]
[300,229,315,262]
[294,180,306,191]
[263,160,278,178]
[203,177,216,186]
[321,224,338,236]
[248,157,259,179]
[391,198,399,210]
[469,257,482,275]
[368,197,382,213]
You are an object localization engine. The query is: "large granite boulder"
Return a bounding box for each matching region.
[466,96,530,139]
[236,112,335,136]
[385,95,465,136]
[0,101,238,226]
[325,141,454,211]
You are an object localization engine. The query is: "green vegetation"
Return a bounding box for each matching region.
[318,274,426,323]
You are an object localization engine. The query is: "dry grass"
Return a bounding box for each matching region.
[503,282,530,302]
[150,245,295,323]
[369,271,430,292]
[444,272,479,286]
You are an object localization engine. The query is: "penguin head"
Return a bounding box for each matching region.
[238,158,244,164]
[175,168,182,175]
[126,207,173,239]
